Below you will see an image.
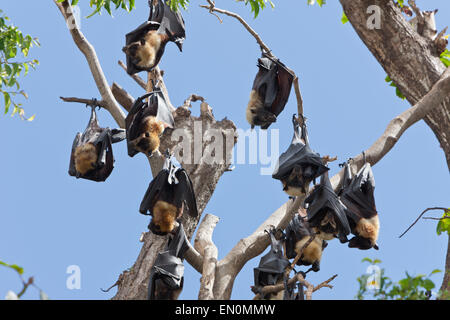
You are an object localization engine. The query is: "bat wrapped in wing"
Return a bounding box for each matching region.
[273,115,329,197]
[253,229,290,300]
[339,161,379,250]
[285,214,327,273]
[123,0,185,74]
[148,224,189,300]
[306,171,351,243]
[68,106,125,182]
[246,53,294,129]
[140,157,198,235]
[125,86,174,157]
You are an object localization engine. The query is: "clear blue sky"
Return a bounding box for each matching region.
[0,0,449,300]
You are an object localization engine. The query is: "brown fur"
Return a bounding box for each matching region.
[246,90,263,126]
[295,237,323,264]
[133,116,165,155]
[355,215,379,244]
[152,200,179,234]
[74,143,98,175]
[136,31,162,68]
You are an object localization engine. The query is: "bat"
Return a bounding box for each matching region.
[246,53,294,129]
[272,115,329,197]
[123,0,185,75]
[339,161,379,250]
[140,157,198,235]
[285,214,327,273]
[148,224,189,300]
[68,106,125,182]
[125,86,174,158]
[253,229,290,300]
[305,170,351,243]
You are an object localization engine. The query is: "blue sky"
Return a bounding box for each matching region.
[0,0,449,300]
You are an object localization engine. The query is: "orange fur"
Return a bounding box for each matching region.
[246,90,263,126]
[355,215,379,244]
[136,31,162,69]
[152,200,178,233]
[133,116,165,155]
[74,143,97,175]
[295,237,323,264]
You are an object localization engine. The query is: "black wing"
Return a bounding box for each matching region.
[306,171,351,242]
[174,169,198,218]
[254,230,289,287]
[152,87,174,128]
[273,116,328,181]
[252,57,278,110]
[267,56,294,117]
[139,168,170,215]
[147,225,188,300]
[340,163,377,221]
[153,0,186,51]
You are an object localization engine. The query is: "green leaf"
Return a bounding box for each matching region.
[0,261,24,275]
[341,12,349,24]
[361,257,373,263]
[429,269,442,276]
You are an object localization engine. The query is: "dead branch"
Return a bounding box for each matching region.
[111,82,134,112]
[195,214,220,300]
[400,207,450,237]
[59,96,106,108]
[54,1,126,128]
[330,67,450,191]
[118,60,147,90]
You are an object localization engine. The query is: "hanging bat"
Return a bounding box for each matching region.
[285,214,327,273]
[123,0,185,75]
[246,53,294,129]
[273,115,329,197]
[305,171,351,243]
[253,229,290,300]
[125,86,174,157]
[339,162,379,250]
[68,106,125,182]
[148,224,189,300]
[140,157,198,235]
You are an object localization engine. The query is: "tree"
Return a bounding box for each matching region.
[0,9,39,120]
[32,0,448,299]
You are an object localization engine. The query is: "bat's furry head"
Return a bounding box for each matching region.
[246,90,277,129]
[295,236,323,266]
[122,31,166,70]
[133,116,165,156]
[150,200,179,235]
[349,215,380,250]
[74,143,98,175]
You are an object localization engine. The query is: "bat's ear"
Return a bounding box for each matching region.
[434,9,438,14]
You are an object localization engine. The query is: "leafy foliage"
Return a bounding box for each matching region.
[240,0,275,18]
[440,49,450,67]
[436,208,450,236]
[385,75,406,100]
[307,0,326,7]
[356,258,442,300]
[0,260,49,300]
[0,9,39,120]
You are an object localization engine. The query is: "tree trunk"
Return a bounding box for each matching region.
[112,106,237,300]
[341,0,450,169]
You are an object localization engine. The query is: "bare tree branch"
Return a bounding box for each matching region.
[54,0,126,128]
[111,82,134,112]
[118,60,147,90]
[399,207,450,238]
[59,96,106,108]
[195,214,220,300]
[330,67,450,191]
